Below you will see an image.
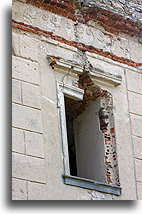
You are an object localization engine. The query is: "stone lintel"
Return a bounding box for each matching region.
[47,55,122,86]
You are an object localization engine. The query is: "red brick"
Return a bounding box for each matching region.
[12,20,141,69]
[97,14,109,22]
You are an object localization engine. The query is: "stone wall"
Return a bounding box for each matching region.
[80,0,142,21]
[12,0,142,200]
[12,31,47,200]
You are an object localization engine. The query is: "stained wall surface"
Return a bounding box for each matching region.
[12,0,142,200]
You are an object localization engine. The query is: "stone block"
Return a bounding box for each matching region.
[12,128,25,154]
[12,32,20,56]
[130,114,142,137]
[126,70,142,94]
[19,34,39,61]
[128,92,142,116]
[12,30,39,61]
[28,182,47,200]
[12,103,43,133]
[132,136,142,160]
[12,56,39,85]
[12,153,46,183]
[137,182,142,200]
[22,83,41,109]
[12,178,27,200]
[12,79,22,104]
[25,131,44,158]
[135,158,142,182]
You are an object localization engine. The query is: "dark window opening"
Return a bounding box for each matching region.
[64,95,107,183]
[64,96,79,176]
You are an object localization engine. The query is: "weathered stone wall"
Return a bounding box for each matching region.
[80,0,142,21]
[12,0,142,200]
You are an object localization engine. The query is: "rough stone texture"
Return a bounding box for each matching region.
[82,0,142,21]
[137,182,142,200]
[25,131,44,158]
[12,56,39,85]
[22,82,41,109]
[27,182,47,200]
[12,152,46,183]
[92,191,117,200]
[135,158,142,182]
[12,103,43,133]
[12,79,22,104]
[132,136,142,159]
[12,128,25,154]
[12,178,27,200]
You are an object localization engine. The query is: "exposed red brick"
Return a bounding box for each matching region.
[26,0,141,37]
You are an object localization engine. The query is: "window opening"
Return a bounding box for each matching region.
[64,96,78,176]
[64,95,107,182]
[58,78,120,188]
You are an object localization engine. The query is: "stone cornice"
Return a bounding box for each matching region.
[47,55,122,86]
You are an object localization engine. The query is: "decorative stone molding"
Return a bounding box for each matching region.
[27,0,142,37]
[47,55,122,86]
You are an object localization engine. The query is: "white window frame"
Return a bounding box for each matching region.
[57,82,121,195]
[57,82,84,176]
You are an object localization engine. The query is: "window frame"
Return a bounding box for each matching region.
[57,82,121,196]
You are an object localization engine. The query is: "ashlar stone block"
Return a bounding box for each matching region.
[25,131,44,158]
[28,182,47,200]
[12,128,25,154]
[22,83,41,109]
[126,70,142,94]
[12,103,43,133]
[19,34,39,61]
[12,79,22,104]
[135,158,142,182]
[130,114,142,137]
[12,56,39,85]
[12,31,39,61]
[12,178,27,200]
[12,32,20,56]
[128,91,142,116]
[12,152,46,183]
[137,182,142,200]
[132,136,142,160]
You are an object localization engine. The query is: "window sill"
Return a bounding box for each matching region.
[63,175,121,196]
